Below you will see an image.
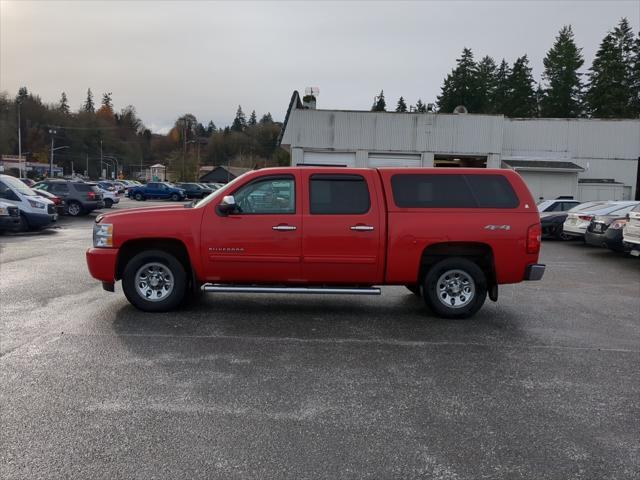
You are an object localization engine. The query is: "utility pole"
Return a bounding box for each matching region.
[86,153,89,178]
[100,140,103,178]
[182,123,186,181]
[49,129,56,177]
[17,100,22,177]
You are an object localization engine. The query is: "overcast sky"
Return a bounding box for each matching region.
[1,0,638,133]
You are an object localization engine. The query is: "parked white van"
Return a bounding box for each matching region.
[0,174,57,230]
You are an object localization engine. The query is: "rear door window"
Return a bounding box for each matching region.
[391,174,518,208]
[309,174,370,214]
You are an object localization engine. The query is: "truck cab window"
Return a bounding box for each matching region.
[309,174,370,214]
[233,177,295,214]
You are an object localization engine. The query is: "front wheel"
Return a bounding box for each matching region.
[122,250,187,312]
[423,257,487,319]
[104,198,113,208]
[67,201,83,216]
[134,193,144,201]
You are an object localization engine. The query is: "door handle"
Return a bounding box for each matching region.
[350,225,374,231]
[272,225,297,231]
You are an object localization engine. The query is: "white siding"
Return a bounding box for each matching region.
[517,171,578,201]
[578,183,625,202]
[301,151,356,166]
[368,154,421,168]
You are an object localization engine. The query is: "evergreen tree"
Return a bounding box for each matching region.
[17,87,28,103]
[491,59,512,114]
[259,112,273,124]
[504,55,537,117]
[395,96,407,112]
[206,120,216,135]
[613,18,637,115]
[586,31,632,117]
[437,48,481,112]
[535,83,544,117]
[630,32,640,115]
[540,25,584,118]
[476,55,498,113]
[231,105,247,132]
[248,110,257,126]
[101,92,113,110]
[83,88,95,113]
[59,92,70,114]
[371,90,386,111]
[415,98,426,112]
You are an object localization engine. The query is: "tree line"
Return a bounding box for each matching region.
[372,18,640,118]
[0,89,288,181]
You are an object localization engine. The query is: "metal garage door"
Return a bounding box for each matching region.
[368,154,422,168]
[302,151,356,167]
[518,171,578,202]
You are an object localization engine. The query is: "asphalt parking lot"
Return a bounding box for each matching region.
[1,199,639,479]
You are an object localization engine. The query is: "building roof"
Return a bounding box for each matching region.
[502,160,585,172]
[149,163,166,168]
[578,178,624,184]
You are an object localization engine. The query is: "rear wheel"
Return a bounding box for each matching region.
[554,226,571,241]
[67,201,83,216]
[104,198,113,208]
[134,193,144,201]
[423,257,487,319]
[171,193,180,201]
[122,250,187,312]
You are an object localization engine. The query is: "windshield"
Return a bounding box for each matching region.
[536,200,554,212]
[0,175,38,196]
[193,173,250,208]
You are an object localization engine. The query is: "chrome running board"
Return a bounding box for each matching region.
[201,284,381,295]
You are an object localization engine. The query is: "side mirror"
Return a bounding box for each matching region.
[216,195,237,216]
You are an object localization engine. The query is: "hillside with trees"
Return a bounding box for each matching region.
[0,89,288,181]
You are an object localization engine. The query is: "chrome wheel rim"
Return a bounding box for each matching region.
[135,262,174,302]
[436,269,475,309]
[68,203,80,215]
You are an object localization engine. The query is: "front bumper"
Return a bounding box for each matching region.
[0,215,21,231]
[86,247,118,282]
[524,264,545,281]
[23,211,56,228]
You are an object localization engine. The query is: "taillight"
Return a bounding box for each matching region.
[578,215,593,222]
[610,219,627,230]
[87,191,96,200]
[527,223,541,254]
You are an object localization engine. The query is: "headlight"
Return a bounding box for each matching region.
[93,223,113,248]
[0,206,8,216]
[27,199,45,209]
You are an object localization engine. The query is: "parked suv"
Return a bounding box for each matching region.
[34,179,104,216]
[0,200,21,232]
[175,182,213,199]
[127,182,186,201]
[87,167,544,319]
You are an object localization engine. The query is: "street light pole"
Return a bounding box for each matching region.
[49,129,56,177]
[17,100,22,178]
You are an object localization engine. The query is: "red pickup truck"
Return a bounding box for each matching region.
[86,167,544,318]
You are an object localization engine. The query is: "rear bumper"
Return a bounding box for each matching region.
[86,247,118,282]
[584,230,607,247]
[524,264,545,281]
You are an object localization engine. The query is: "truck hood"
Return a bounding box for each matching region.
[97,204,187,222]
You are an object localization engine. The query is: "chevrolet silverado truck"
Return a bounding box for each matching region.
[86,167,544,319]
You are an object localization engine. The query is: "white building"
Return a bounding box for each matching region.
[279,91,640,202]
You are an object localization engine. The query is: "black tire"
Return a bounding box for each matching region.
[18,213,29,232]
[405,285,421,296]
[67,201,83,217]
[104,198,113,208]
[423,257,487,319]
[171,193,180,201]
[554,226,571,241]
[134,193,144,201]
[122,250,187,312]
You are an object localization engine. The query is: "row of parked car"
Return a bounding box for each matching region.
[127,182,222,201]
[539,198,640,255]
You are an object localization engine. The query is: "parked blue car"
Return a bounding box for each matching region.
[127,182,186,201]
